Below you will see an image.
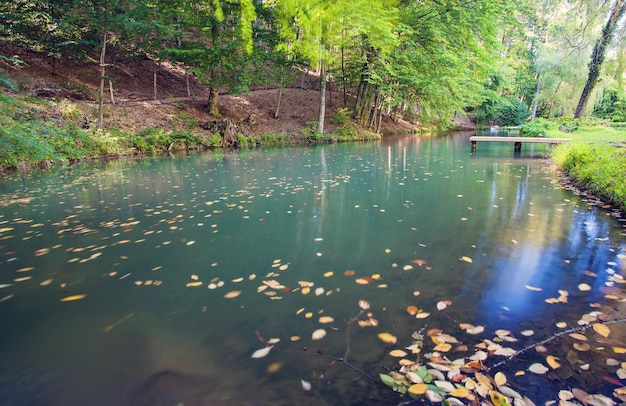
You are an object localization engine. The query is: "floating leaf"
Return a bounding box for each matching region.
[578,283,592,292]
[433,343,451,352]
[408,383,428,395]
[224,290,242,299]
[378,332,398,345]
[358,299,370,310]
[355,278,370,285]
[380,373,395,387]
[389,349,408,357]
[251,346,273,359]
[323,271,333,277]
[318,316,334,324]
[525,285,543,291]
[301,379,311,391]
[406,305,419,315]
[569,333,587,341]
[546,355,561,369]
[60,294,87,302]
[528,363,549,374]
[573,343,591,352]
[436,301,447,311]
[613,347,626,354]
[592,323,610,338]
[494,371,507,386]
[186,281,202,287]
[460,256,473,263]
[521,330,534,336]
[312,329,327,340]
[415,312,430,319]
[466,325,485,335]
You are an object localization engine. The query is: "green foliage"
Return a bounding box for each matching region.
[207,132,223,147]
[301,121,324,141]
[593,88,626,122]
[471,95,530,127]
[330,108,351,125]
[520,118,555,137]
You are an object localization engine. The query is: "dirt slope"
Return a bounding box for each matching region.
[1,43,417,137]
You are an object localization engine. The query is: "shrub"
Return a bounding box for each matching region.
[519,118,555,137]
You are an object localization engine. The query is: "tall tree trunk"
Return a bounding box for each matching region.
[96,32,107,130]
[574,0,626,118]
[274,78,284,118]
[208,85,220,116]
[318,64,326,134]
[530,72,542,121]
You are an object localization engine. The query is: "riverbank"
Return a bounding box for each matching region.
[545,122,626,212]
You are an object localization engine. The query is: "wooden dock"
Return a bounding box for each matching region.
[470,136,571,153]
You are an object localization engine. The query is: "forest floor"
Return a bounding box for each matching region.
[0,42,424,138]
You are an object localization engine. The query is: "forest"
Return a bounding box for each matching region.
[1,0,625,134]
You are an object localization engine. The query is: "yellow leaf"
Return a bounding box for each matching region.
[186,281,202,287]
[569,333,587,341]
[613,347,626,354]
[323,271,333,277]
[450,387,472,399]
[223,291,242,299]
[546,355,561,369]
[460,256,473,263]
[377,332,398,345]
[389,349,408,357]
[60,294,87,302]
[318,316,334,324]
[433,343,452,352]
[592,323,610,338]
[490,390,508,406]
[407,383,428,395]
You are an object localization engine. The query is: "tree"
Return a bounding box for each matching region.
[574,0,626,118]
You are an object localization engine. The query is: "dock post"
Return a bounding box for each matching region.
[514,142,522,152]
[471,140,477,153]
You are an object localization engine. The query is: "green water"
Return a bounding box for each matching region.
[0,133,624,405]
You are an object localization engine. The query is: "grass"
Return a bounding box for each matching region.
[0,93,381,172]
[546,123,626,211]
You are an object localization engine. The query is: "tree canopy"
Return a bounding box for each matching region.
[2,0,625,129]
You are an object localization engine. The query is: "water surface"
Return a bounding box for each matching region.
[1,133,625,405]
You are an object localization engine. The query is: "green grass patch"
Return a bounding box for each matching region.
[550,125,626,210]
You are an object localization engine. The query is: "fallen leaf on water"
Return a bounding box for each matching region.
[460,256,472,263]
[433,343,451,352]
[546,355,561,369]
[358,299,370,310]
[494,371,507,386]
[16,267,34,273]
[251,346,273,359]
[318,316,334,324]
[14,276,32,282]
[290,336,300,341]
[569,333,587,341]
[593,323,610,338]
[406,305,418,315]
[415,312,430,319]
[186,281,202,287]
[323,271,333,277]
[407,383,428,395]
[525,285,543,292]
[573,343,591,352]
[378,332,397,345]
[224,291,242,299]
[436,301,447,310]
[60,294,87,302]
[301,379,311,391]
[528,363,549,374]
[578,283,592,291]
[312,329,327,340]
[389,349,408,357]
[466,325,485,335]
[521,330,534,336]
[613,347,626,354]
[343,270,355,276]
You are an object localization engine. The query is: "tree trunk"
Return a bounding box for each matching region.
[530,73,541,121]
[574,0,626,118]
[109,80,115,104]
[153,70,158,101]
[274,79,284,119]
[318,64,326,134]
[96,31,107,130]
[208,86,220,116]
[186,72,191,98]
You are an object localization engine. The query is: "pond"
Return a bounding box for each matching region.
[0,132,625,405]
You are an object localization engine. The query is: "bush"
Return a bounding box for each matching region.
[519,118,555,137]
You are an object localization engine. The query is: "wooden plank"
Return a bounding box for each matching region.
[469,136,570,143]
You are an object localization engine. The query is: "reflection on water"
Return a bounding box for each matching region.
[0,133,624,405]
